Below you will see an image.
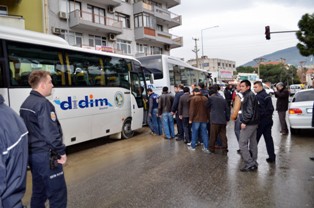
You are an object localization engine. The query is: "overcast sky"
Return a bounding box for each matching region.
[169,0,314,66]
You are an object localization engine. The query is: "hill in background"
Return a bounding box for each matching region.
[241,46,314,67]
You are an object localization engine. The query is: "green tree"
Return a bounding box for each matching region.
[296,13,314,56]
[236,66,255,73]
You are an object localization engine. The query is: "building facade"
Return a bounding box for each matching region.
[187,56,236,82]
[0,0,183,57]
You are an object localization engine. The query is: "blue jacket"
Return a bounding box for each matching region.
[0,95,28,208]
[20,90,66,155]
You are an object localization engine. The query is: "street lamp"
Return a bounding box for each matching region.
[201,25,219,58]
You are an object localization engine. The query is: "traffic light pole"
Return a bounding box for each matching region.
[265,25,298,40]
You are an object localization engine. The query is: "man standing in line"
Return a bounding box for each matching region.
[158,86,175,140]
[239,80,259,171]
[253,81,276,163]
[188,88,210,153]
[178,87,191,144]
[230,83,242,154]
[20,70,67,208]
[147,88,162,135]
[0,95,28,208]
[207,85,229,154]
[274,82,290,135]
[171,84,184,141]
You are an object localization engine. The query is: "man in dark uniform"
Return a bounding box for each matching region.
[171,84,184,141]
[20,70,67,208]
[254,81,276,163]
[0,95,28,208]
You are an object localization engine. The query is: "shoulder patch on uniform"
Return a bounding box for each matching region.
[50,111,57,121]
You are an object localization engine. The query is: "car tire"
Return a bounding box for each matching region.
[121,118,134,139]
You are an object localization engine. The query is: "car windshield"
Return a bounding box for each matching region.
[293,90,314,102]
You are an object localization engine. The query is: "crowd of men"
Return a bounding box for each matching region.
[0,70,292,207]
[146,80,291,172]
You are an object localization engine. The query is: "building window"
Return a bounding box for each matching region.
[117,39,132,55]
[115,13,130,28]
[67,32,82,47]
[86,4,105,24]
[157,24,163,32]
[134,13,154,28]
[150,46,162,55]
[69,0,81,12]
[89,35,107,47]
[121,0,129,2]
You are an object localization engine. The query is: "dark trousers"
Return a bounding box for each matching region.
[182,117,191,142]
[209,123,227,151]
[29,152,67,208]
[257,119,276,160]
[176,113,184,139]
[278,111,288,133]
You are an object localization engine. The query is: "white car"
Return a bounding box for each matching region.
[288,89,314,134]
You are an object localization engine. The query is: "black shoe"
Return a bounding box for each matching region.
[310,157,314,161]
[176,138,183,141]
[240,165,258,172]
[266,158,276,163]
[237,149,241,154]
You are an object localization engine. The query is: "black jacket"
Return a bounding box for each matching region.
[207,94,229,124]
[274,88,289,111]
[20,90,66,155]
[0,95,28,208]
[240,90,259,125]
[256,89,274,120]
[171,90,184,113]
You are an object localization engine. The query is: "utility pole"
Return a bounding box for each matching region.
[254,57,266,78]
[192,37,200,68]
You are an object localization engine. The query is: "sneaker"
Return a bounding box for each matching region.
[202,148,211,154]
[150,132,156,136]
[188,146,196,151]
[187,142,191,146]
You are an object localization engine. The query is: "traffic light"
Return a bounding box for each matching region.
[265,26,271,40]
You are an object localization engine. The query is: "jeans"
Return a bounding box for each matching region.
[150,108,162,135]
[191,122,208,149]
[162,112,175,139]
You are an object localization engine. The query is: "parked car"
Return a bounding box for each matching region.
[289,84,303,96]
[288,89,314,134]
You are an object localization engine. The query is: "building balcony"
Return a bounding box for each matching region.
[156,0,181,9]
[154,7,181,28]
[0,14,25,29]
[88,0,121,7]
[133,1,181,28]
[134,27,183,49]
[69,10,122,34]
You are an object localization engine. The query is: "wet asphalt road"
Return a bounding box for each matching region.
[23,110,314,208]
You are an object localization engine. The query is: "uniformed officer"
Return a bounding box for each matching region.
[0,94,28,208]
[20,70,67,208]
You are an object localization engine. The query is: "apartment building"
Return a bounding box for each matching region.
[188,56,236,82]
[0,0,183,57]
